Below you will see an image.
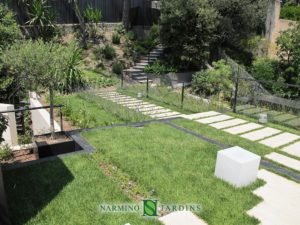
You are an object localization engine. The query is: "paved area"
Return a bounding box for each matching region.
[265,152,300,172]
[248,169,300,225]
[210,118,247,129]
[159,211,207,225]
[259,133,300,148]
[240,127,281,141]
[95,92,183,119]
[182,111,220,120]
[196,115,232,124]
[223,123,263,135]
[282,142,300,158]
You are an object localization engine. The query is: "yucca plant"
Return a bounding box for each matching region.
[83,5,102,42]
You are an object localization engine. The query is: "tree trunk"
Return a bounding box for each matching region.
[71,1,88,48]
[49,88,55,139]
[122,0,131,30]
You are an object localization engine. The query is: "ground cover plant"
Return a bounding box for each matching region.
[55,92,149,128]
[3,154,161,225]
[82,123,263,225]
[82,69,118,88]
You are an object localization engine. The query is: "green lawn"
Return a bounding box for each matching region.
[55,92,148,128]
[82,123,263,225]
[3,154,161,225]
[82,69,118,88]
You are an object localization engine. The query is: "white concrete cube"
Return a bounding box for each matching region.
[214,146,261,187]
[0,103,18,146]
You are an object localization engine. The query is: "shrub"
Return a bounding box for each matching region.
[192,60,233,99]
[144,60,177,75]
[83,5,102,23]
[149,24,160,44]
[112,33,121,45]
[281,6,300,21]
[115,24,126,35]
[112,62,123,75]
[0,114,8,144]
[100,45,116,60]
[0,144,13,161]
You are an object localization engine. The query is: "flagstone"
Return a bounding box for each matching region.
[265,152,300,172]
[150,112,181,119]
[143,109,171,115]
[159,211,207,225]
[282,142,300,158]
[223,123,263,135]
[259,133,299,148]
[240,127,281,141]
[182,111,221,120]
[210,119,247,129]
[196,115,233,124]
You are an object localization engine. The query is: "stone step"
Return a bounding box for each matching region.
[182,111,221,120]
[259,133,300,148]
[133,65,146,70]
[143,109,171,115]
[136,62,149,66]
[123,68,143,73]
[136,106,164,112]
[133,76,148,80]
[150,111,181,119]
[265,152,300,172]
[196,115,233,124]
[223,123,263,135]
[282,141,300,158]
[137,79,152,83]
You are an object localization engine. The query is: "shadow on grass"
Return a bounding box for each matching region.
[3,158,74,225]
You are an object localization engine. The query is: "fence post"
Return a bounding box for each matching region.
[233,71,239,113]
[121,72,124,88]
[181,82,185,109]
[146,77,149,98]
[60,106,64,132]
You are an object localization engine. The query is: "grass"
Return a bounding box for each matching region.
[171,118,276,156]
[82,69,118,88]
[118,84,228,114]
[82,123,263,225]
[3,154,161,225]
[55,92,149,128]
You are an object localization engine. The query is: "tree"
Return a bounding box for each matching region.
[0,114,8,144]
[192,60,233,99]
[160,0,219,70]
[209,0,268,48]
[122,0,131,30]
[1,40,83,138]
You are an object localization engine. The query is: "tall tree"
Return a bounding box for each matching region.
[122,0,131,30]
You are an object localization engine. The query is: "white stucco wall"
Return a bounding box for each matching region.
[29,92,61,135]
[0,104,18,146]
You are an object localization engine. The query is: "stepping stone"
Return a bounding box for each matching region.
[150,112,180,119]
[159,211,207,225]
[210,119,247,129]
[110,98,136,102]
[182,111,221,120]
[143,109,171,115]
[136,106,164,112]
[259,133,300,148]
[282,142,300,158]
[196,115,232,124]
[247,169,300,225]
[265,152,300,172]
[240,127,281,141]
[127,104,154,109]
[224,123,263,135]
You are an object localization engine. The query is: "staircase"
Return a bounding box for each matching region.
[123,45,165,83]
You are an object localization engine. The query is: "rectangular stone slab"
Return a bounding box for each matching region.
[265,152,300,172]
[210,119,247,129]
[150,112,181,118]
[282,142,300,158]
[240,127,281,141]
[259,133,300,148]
[159,211,207,225]
[196,115,233,124]
[182,111,221,120]
[136,106,164,112]
[224,123,263,135]
[143,109,171,115]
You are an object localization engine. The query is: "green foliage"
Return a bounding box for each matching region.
[144,60,177,75]
[112,62,123,75]
[112,33,121,45]
[0,144,12,161]
[192,60,233,99]
[98,44,116,60]
[82,70,118,88]
[0,114,8,144]
[115,23,126,35]
[276,22,300,97]
[160,0,218,69]
[149,24,160,45]
[251,57,278,90]
[83,5,102,23]
[281,5,300,21]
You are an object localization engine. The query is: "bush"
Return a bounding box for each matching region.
[0,144,13,161]
[0,114,8,144]
[112,33,121,45]
[192,60,233,99]
[83,6,102,23]
[101,45,116,60]
[281,6,300,21]
[112,62,123,75]
[144,60,177,75]
[115,24,126,35]
[149,24,160,44]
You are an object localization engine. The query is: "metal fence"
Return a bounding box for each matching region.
[1,0,160,26]
[224,54,300,130]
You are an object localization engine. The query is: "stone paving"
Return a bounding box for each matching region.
[265,153,300,172]
[282,142,300,158]
[159,211,207,225]
[248,169,300,225]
